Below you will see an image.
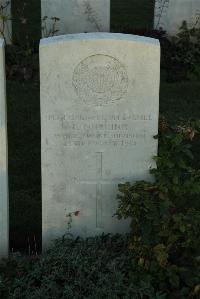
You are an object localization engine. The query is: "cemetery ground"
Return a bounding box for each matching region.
[0,0,200,298]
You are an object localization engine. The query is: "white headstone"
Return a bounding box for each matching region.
[154,0,200,35]
[0,39,8,259]
[0,1,12,44]
[41,0,110,37]
[40,33,160,248]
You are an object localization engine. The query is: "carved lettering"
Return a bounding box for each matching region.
[47,112,150,148]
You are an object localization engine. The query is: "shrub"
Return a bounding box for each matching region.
[0,234,166,299]
[116,118,200,298]
[161,21,200,82]
[121,21,200,82]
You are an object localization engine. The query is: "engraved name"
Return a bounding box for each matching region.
[47,113,152,148]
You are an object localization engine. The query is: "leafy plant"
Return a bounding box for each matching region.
[66,210,80,230]
[4,1,39,81]
[83,0,101,32]
[5,12,61,81]
[122,15,200,82]
[116,118,200,298]
[161,20,200,81]
[0,234,166,299]
[41,16,60,38]
[154,0,170,30]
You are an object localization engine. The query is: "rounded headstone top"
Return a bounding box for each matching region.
[40,32,160,47]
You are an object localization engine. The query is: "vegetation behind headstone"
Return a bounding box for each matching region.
[116,118,200,298]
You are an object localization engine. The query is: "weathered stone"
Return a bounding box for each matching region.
[0,1,12,44]
[0,39,8,259]
[40,33,160,249]
[154,0,200,35]
[41,0,110,37]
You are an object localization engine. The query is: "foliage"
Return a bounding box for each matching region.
[4,1,39,81]
[41,16,60,38]
[122,17,200,82]
[6,12,60,81]
[154,2,200,81]
[161,21,200,81]
[4,2,59,81]
[66,210,80,230]
[3,119,200,298]
[83,0,101,31]
[154,0,170,30]
[0,234,167,299]
[116,118,200,298]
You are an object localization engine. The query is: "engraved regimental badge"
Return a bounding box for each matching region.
[73,54,128,106]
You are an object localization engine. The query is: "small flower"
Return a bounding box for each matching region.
[159,117,168,131]
[187,128,195,140]
[74,211,80,217]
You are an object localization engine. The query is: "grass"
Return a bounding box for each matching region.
[7,1,200,251]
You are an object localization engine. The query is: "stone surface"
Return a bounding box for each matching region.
[41,0,110,37]
[154,0,200,35]
[0,1,12,44]
[40,33,160,249]
[0,39,8,259]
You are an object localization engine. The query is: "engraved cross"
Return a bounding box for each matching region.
[96,152,103,228]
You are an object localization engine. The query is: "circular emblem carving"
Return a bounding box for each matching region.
[73,54,128,106]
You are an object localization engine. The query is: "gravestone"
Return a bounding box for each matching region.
[0,39,8,259]
[40,33,160,249]
[41,0,110,37]
[0,1,12,44]
[154,0,200,35]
